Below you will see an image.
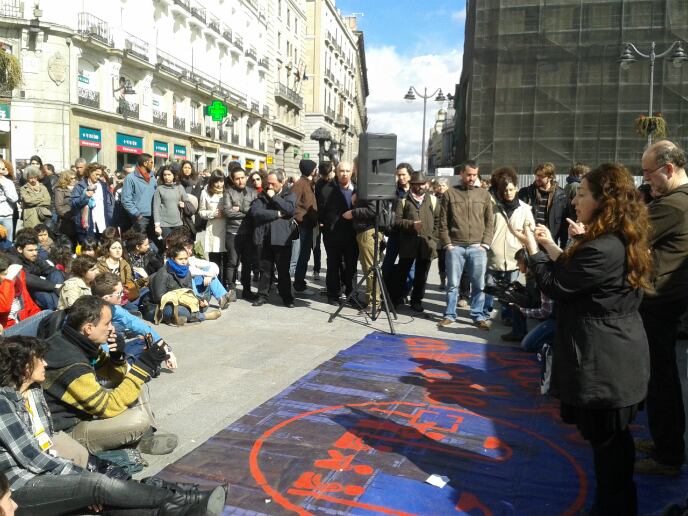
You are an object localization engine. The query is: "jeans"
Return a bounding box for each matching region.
[444,245,488,322]
[3,309,52,337]
[521,318,556,352]
[31,269,65,311]
[484,269,520,319]
[292,224,314,290]
[0,214,13,241]
[161,304,205,323]
[13,472,170,516]
[640,299,688,466]
[193,275,227,301]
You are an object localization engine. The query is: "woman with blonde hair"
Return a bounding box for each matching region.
[53,170,77,244]
[513,163,652,515]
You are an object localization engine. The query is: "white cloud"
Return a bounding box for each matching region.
[365,46,462,171]
[451,8,467,23]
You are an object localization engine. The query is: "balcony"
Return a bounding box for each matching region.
[0,0,21,18]
[246,137,254,148]
[336,114,346,127]
[262,105,269,118]
[222,28,232,43]
[259,142,266,151]
[233,34,243,51]
[345,116,350,126]
[78,13,113,47]
[173,116,186,131]
[124,32,149,62]
[205,126,216,139]
[190,122,202,135]
[157,49,192,79]
[231,133,239,145]
[218,129,228,141]
[324,69,334,83]
[117,100,139,119]
[77,87,100,109]
[258,57,269,69]
[208,18,220,34]
[275,83,303,109]
[153,109,168,126]
[171,0,191,16]
[251,102,259,114]
[326,31,335,49]
[190,2,206,23]
[245,46,257,61]
[325,107,335,120]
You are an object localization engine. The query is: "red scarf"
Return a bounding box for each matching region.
[137,165,151,183]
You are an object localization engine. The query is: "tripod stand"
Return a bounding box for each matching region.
[328,199,398,334]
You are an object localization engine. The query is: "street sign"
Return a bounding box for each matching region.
[205,100,228,122]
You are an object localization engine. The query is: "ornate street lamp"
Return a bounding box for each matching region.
[404,86,452,171]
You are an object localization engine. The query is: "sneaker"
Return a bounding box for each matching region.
[437,318,454,327]
[203,309,222,321]
[500,332,523,342]
[458,299,469,308]
[635,438,656,455]
[474,320,490,331]
[634,457,681,476]
[173,315,187,327]
[218,294,231,310]
[137,429,178,455]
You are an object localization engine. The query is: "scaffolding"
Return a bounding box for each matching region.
[456,0,688,176]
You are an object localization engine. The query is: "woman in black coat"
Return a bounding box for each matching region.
[513,163,652,515]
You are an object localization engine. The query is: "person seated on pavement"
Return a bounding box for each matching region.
[501,249,555,353]
[96,237,140,312]
[123,229,162,282]
[148,243,221,325]
[75,236,98,257]
[0,336,228,516]
[42,295,178,455]
[7,229,63,311]
[33,224,54,261]
[92,272,178,372]
[0,254,51,338]
[57,254,99,309]
[0,226,11,253]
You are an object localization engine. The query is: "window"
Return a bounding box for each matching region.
[278,0,281,18]
[287,8,291,28]
[295,17,298,34]
[278,32,282,53]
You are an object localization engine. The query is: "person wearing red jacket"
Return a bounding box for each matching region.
[0,254,50,337]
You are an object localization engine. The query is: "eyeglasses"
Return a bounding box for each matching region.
[642,164,666,176]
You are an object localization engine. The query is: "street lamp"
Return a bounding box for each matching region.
[404,86,451,171]
[618,41,688,145]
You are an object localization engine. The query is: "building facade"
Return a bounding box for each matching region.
[303,0,367,165]
[456,0,688,176]
[426,102,455,175]
[0,0,274,173]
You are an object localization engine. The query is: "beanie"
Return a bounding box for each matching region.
[299,159,317,176]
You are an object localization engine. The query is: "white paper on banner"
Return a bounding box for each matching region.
[425,474,450,488]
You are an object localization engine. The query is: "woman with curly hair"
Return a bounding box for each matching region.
[513,163,652,515]
[0,336,227,515]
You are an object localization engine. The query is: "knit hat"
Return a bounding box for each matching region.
[299,159,318,176]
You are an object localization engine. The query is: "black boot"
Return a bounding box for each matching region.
[158,483,228,516]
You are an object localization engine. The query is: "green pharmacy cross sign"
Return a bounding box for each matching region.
[205,100,228,122]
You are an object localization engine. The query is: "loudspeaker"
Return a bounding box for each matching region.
[356,133,397,201]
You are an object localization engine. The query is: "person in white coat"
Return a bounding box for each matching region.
[0,160,18,241]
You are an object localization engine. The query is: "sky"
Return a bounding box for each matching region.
[337,0,466,170]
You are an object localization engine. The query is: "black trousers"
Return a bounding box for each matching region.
[257,244,293,303]
[225,233,255,291]
[590,428,637,515]
[640,299,688,465]
[324,241,357,298]
[394,257,431,304]
[208,252,226,285]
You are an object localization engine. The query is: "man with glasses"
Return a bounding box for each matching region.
[518,162,569,247]
[635,140,688,476]
[121,153,156,240]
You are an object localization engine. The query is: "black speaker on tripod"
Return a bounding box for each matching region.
[356,133,397,201]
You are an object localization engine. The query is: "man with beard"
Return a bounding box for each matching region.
[518,162,569,247]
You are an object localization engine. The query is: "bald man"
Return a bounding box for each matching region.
[636,140,688,476]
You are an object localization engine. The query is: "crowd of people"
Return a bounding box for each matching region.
[0,138,686,514]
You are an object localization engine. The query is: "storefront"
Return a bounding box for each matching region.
[173,144,187,162]
[153,141,169,167]
[78,126,101,163]
[116,133,143,170]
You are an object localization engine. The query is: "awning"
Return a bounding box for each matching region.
[190,136,220,151]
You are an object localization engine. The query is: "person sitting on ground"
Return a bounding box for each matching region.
[124,230,162,279]
[42,295,178,455]
[76,236,98,257]
[96,237,139,311]
[0,336,227,515]
[148,243,222,325]
[7,230,63,311]
[0,226,11,252]
[57,254,99,309]
[47,235,75,273]
[33,224,54,261]
[92,272,178,371]
[0,472,17,515]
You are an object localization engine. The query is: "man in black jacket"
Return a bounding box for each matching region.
[518,162,569,247]
[9,230,63,310]
[319,162,358,305]
[249,170,296,307]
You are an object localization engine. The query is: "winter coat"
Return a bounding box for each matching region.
[121,168,156,219]
[96,257,136,300]
[0,175,18,218]
[291,176,318,228]
[394,193,440,260]
[438,184,494,248]
[317,181,355,246]
[198,190,226,254]
[71,179,114,237]
[7,248,60,294]
[518,182,569,247]
[148,263,194,304]
[488,197,535,272]
[0,270,41,329]
[57,276,91,310]
[250,189,296,247]
[53,186,73,218]
[528,233,649,408]
[222,186,256,235]
[19,183,51,229]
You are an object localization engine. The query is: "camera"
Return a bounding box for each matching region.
[484,279,532,307]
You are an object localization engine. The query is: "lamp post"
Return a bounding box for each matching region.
[404,86,452,172]
[618,41,688,146]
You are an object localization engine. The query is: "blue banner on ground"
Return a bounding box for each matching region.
[157,333,688,515]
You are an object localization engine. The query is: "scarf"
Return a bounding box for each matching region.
[410,191,425,205]
[166,258,189,278]
[499,196,521,220]
[137,165,151,183]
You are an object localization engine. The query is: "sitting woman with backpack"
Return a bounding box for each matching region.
[0,336,227,515]
[148,243,221,326]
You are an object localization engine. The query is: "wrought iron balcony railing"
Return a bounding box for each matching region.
[78,13,113,47]
[77,87,100,109]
